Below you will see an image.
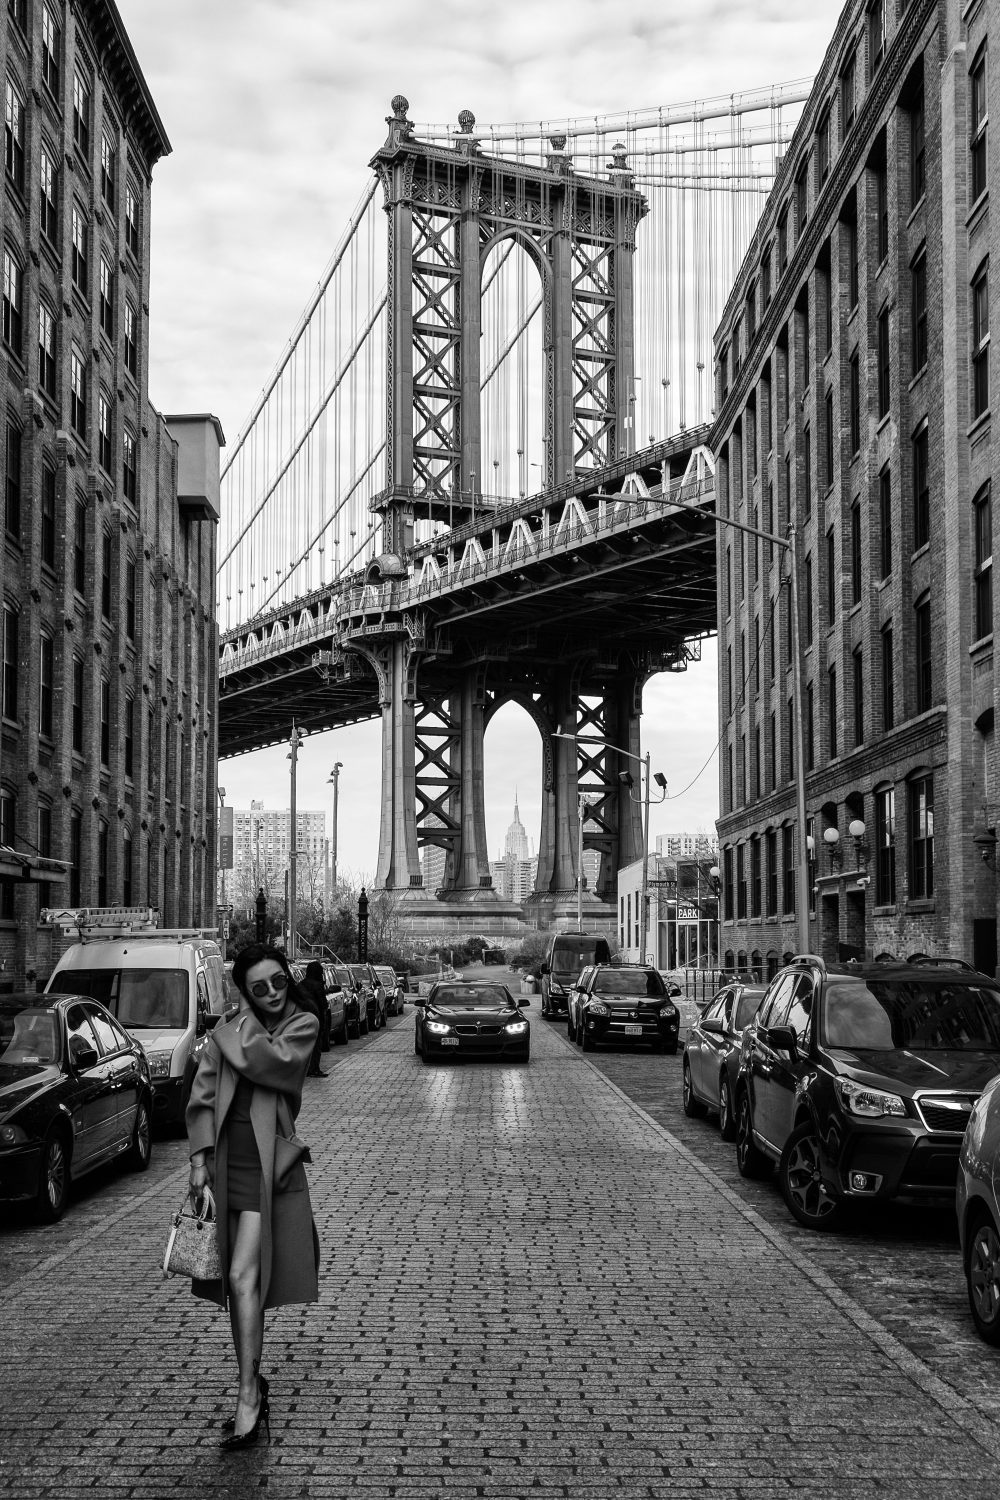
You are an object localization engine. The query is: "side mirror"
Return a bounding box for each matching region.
[539,963,550,976]
[203,1012,222,1030]
[520,997,531,1007]
[764,1024,798,1054]
[69,1041,99,1071]
[412,996,426,1007]
[701,1019,725,1036]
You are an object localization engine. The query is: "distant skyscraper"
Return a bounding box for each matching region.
[504,795,531,861]
[491,796,536,903]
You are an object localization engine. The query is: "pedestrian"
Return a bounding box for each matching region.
[186,942,320,1452]
[299,959,329,1077]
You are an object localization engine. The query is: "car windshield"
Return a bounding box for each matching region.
[60,967,188,1029]
[735,990,765,1029]
[822,977,1000,1051]
[0,1006,59,1066]
[349,966,370,985]
[433,985,510,1007]
[592,970,666,998]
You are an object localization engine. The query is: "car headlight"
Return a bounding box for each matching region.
[659,1004,678,1019]
[550,981,566,995]
[144,1047,174,1078]
[425,1019,452,1035]
[588,1000,609,1017]
[0,1123,28,1146]
[505,1020,528,1034]
[834,1077,907,1118]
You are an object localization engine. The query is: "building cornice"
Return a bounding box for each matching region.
[79,0,172,169]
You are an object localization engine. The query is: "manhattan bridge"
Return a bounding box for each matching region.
[217,83,809,930]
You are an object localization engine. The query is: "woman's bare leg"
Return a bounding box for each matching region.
[227,1210,264,1434]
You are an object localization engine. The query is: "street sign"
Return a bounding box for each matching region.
[219,806,234,869]
[677,904,699,920]
[222,918,230,939]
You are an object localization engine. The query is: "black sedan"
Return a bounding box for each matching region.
[414,981,530,1063]
[0,992,153,1222]
[683,981,767,1138]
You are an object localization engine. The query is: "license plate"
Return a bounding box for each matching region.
[624,1024,642,1037]
[441,1037,459,1046]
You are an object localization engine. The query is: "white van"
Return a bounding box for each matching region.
[44,909,229,1126]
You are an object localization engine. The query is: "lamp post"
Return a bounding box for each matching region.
[286,723,302,959]
[217,785,227,963]
[553,729,666,965]
[328,761,343,898]
[708,863,722,970]
[576,792,587,933]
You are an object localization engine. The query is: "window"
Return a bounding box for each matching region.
[125,558,136,640]
[874,785,895,905]
[125,182,140,259]
[804,425,812,516]
[778,207,788,272]
[909,776,934,900]
[99,257,114,340]
[2,250,22,356]
[2,603,17,720]
[737,844,747,919]
[100,677,110,766]
[4,78,24,193]
[147,707,155,791]
[122,428,137,503]
[41,6,60,97]
[39,147,58,243]
[824,388,834,488]
[72,72,91,160]
[122,828,133,907]
[100,133,116,209]
[877,306,890,418]
[847,214,859,309]
[971,48,988,205]
[795,164,808,237]
[124,300,138,379]
[38,303,56,399]
[766,829,778,915]
[74,495,86,593]
[40,466,56,570]
[751,837,762,918]
[849,350,860,455]
[124,693,134,778]
[746,283,757,344]
[879,465,892,578]
[98,392,113,473]
[71,207,89,295]
[828,667,837,757]
[913,423,929,550]
[70,348,87,436]
[841,51,857,135]
[805,553,813,644]
[911,252,927,374]
[0,789,14,918]
[8,0,26,30]
[875,157,889,264]
[101,533,112,619]
[806,681,815,769]
[851,501,862,604]
[769,711,777,793]
[869,0,886,75]
[97,820,108,905]
[72,657,84,752]
[915,595,932,712]
[973,263,990,419]
[4,421,19,539]
[975,482,993,640]
[39,633,53,738]
[782,823,795,914]
[853,648,864,747]
[69,809,81,906]
[882,623,894,731]
[826,528,836,625]
[761,249,772,309]
[817,111,830,188]
[911,83,925,207]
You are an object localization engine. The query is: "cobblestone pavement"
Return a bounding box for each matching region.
[3,999,1000,1498]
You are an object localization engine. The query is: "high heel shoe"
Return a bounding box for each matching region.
[220,1367,269,1433]
[219,1392,270,1452]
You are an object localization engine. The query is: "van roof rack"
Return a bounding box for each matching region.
[40,906,218,942]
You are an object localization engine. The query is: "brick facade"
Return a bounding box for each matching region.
[0,1,220,984]
[712,0,1000,977]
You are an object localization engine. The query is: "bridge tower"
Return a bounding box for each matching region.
[367,98,648,925]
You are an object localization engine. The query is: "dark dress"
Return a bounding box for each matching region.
[226,1075,262,1212]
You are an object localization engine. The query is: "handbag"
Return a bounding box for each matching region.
[162,1187,221,1281]
[274,1133,312,1192]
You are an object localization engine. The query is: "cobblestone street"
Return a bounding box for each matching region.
[3,1006,1000,1498]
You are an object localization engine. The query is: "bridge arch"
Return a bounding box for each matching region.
[480,236,546,503]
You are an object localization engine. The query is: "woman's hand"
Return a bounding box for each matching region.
[189,1153,212,1208]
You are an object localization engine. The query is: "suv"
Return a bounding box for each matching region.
[349,963,387,1031]
[735,954,1000,1231]
[568,963,680,1053]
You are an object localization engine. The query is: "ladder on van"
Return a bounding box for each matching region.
[39,906,218,942]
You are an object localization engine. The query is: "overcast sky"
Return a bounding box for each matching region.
[117,0,843,884]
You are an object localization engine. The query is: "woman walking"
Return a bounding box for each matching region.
[186,943,320,1451]
[298,959,329,1077]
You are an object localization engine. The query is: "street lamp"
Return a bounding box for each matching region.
[553,728,666,965]
[286,723,302,959]
[576,793,590,933]
[708,864,722,970]
[328,761,343,896]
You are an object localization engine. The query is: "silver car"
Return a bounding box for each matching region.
[958,1073,1000,1344]
[683,982,767,1139]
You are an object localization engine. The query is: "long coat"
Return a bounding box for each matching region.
[185,1001,320,1310]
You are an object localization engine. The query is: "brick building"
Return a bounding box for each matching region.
[713,0,999,976]
[1,1,222,983]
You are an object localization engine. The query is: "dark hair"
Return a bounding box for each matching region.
[305,960,324,983]
[231,943,300,1007]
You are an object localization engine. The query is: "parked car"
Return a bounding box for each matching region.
[0,992,153,1221]
[373,965,405,1016]
[539,931,612,1019]
[349,963,387,1031]
[683,981,767,1138]
[735,953,1000,1231]
[334,964,367,1038]
[958,1074,1000,1344]
[289,961,349,1047]
[568,963,680,1053]
[413,980,530,1063]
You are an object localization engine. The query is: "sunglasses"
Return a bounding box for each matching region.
[248,972,289,999]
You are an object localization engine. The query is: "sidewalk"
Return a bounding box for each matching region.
[2,1015,1000,1497]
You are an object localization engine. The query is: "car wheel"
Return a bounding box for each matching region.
[421,1048,436,1065]
[735,1089,772,1180]
[967,1212,1000,1345]
[127,1096,153,1172]
[414,1027,421,1055]
[582,1024,595,1052]
[664,1040,678,1056]
[718,1074,737,1141]
[779,1122,843,1230]
[336,1022,349,1046]
[682,1059,708,1117]
[360,1013,370,1036]
[36,1127,70,1223]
